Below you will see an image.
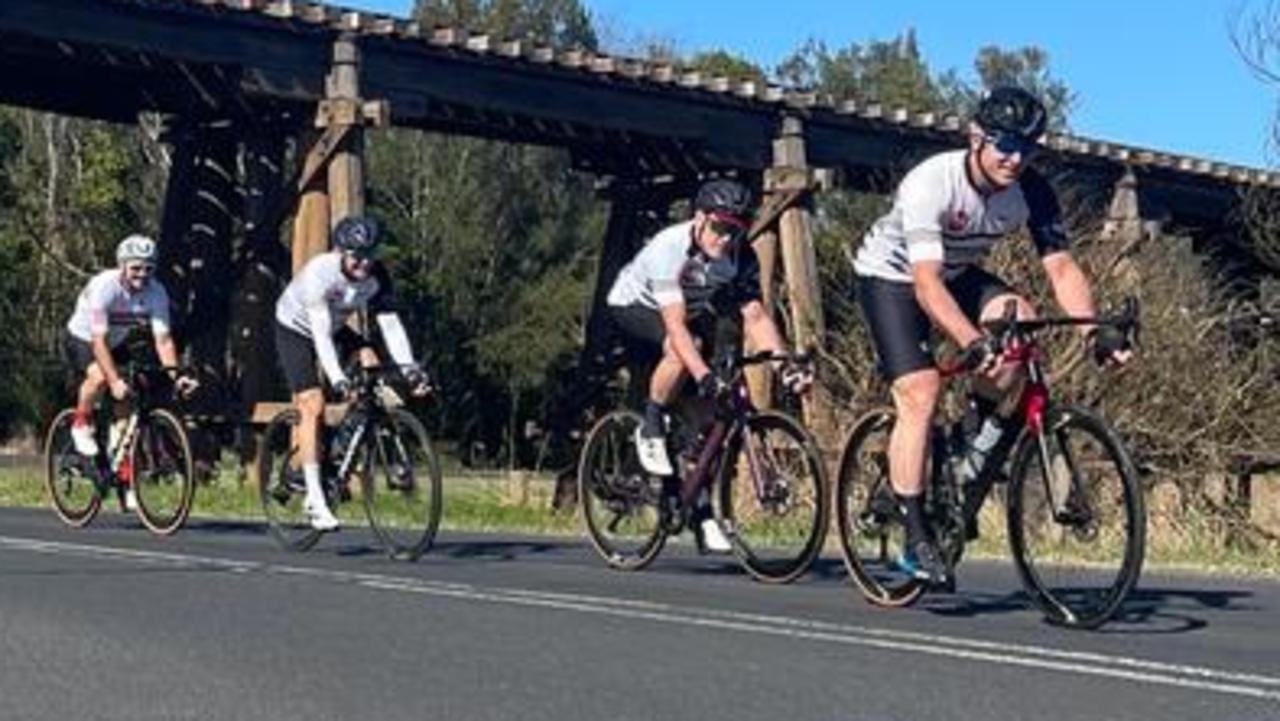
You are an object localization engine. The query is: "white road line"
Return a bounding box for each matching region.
[2,534,1278,703]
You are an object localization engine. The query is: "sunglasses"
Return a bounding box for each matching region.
[985,132,1036,159]
[707,215,748,242]
[343,251,376,265]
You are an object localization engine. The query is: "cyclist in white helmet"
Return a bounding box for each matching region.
[63,235,194,489]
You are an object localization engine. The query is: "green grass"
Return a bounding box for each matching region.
[5,465,1278,577]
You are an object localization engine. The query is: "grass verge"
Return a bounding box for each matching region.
[5,466,1277,577]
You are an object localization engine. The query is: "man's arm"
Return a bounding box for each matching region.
[1042,251,1096,335]
[154,333,180,368]
[374,312,417,368]
[659,302,711,381]
[912,260,983,348]
[90,333,124,390]
[306,306,348,388]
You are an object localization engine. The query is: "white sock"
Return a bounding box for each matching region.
[303,463,324,503]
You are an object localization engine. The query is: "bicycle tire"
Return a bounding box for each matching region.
[44,408,103,528]
[578,410,668,571]
[714,410,828,584]
[362,409,443,562]
[835,407,926,607]
[257,409,323,553]
[130,408,196,535]
[1006,403,1145,629]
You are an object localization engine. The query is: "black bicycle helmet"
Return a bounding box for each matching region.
[333,215,379,256]
[973,86,1048,141]
[694,179,753,220]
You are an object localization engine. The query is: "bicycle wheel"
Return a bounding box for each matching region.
[257,409,322,552]
[714,410,828,584]
[129,409,196,535]
[1007,404,1145,629]
[578,410,667,571]
[361,409,443,561]
[44,409,103,528]
[835,407,925,607]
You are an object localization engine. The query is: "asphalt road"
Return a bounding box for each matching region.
[1,506,1277,721]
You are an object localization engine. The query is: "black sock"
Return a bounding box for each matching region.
[642,401,668,438]
[897,493,929,547]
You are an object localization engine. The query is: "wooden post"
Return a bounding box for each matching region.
[291,33,389,271]
[743,225,779,408]
[326,33,365,224]
[1101,169,1154,291]
[771,116,836,441]
[1102,169,1142,244]
[293,154,330,272]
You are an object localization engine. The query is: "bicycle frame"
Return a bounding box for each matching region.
[676,352,804,511]
[88,363,180,487]
[934,298,1138,536]
[326,367,410,497]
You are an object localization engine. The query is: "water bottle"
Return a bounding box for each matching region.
[954,414,1004,487]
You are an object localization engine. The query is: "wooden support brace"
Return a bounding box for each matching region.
[297,122,354,192]
[749,187,806,242]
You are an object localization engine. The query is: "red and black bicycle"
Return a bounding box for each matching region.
[836,298,1144,629]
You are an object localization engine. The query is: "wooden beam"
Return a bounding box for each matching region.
[772,116,835,441]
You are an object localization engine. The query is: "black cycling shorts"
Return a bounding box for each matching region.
[62,332,132,374]
[608,304,731,368]
[857,267,1014,382]
[274,322,370,395]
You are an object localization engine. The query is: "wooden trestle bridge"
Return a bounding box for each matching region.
[0,0,1274,468]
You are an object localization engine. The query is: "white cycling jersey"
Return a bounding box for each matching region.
[853,149,1068,283]
[607,220,761,315]
[65,269,171,346]
[275,251,414,385]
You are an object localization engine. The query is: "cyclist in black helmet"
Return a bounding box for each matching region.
[606,178,812,552]
[274,215,431,530]
[851,86,1132,584]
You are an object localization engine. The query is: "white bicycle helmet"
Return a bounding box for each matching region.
[116,234,158,265]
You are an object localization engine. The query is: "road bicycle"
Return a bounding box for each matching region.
[45,362,196,536]
[579,351,829,584]
[258,366,442,561]
[836,298,1144,629]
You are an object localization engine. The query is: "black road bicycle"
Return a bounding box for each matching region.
[578,351,829,584]
[45,362,196,536]
[836,299,1145,629]
[258,366,442,561]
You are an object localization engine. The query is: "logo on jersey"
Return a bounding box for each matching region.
[678,260,707,289]
[946,209,969,232]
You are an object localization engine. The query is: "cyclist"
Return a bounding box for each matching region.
[63,234,194,506]
[273,215,430,531]
[606,178,811,552]
[852,86,1132,584]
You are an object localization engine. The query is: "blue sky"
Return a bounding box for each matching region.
[344,1,1275,168]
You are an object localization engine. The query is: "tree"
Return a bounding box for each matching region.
[776,31,941,110]
[414,0,597,48]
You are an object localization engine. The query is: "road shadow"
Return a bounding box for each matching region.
[185,518,268,536]
[431,538,577,562]
[920,585,1255,634]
